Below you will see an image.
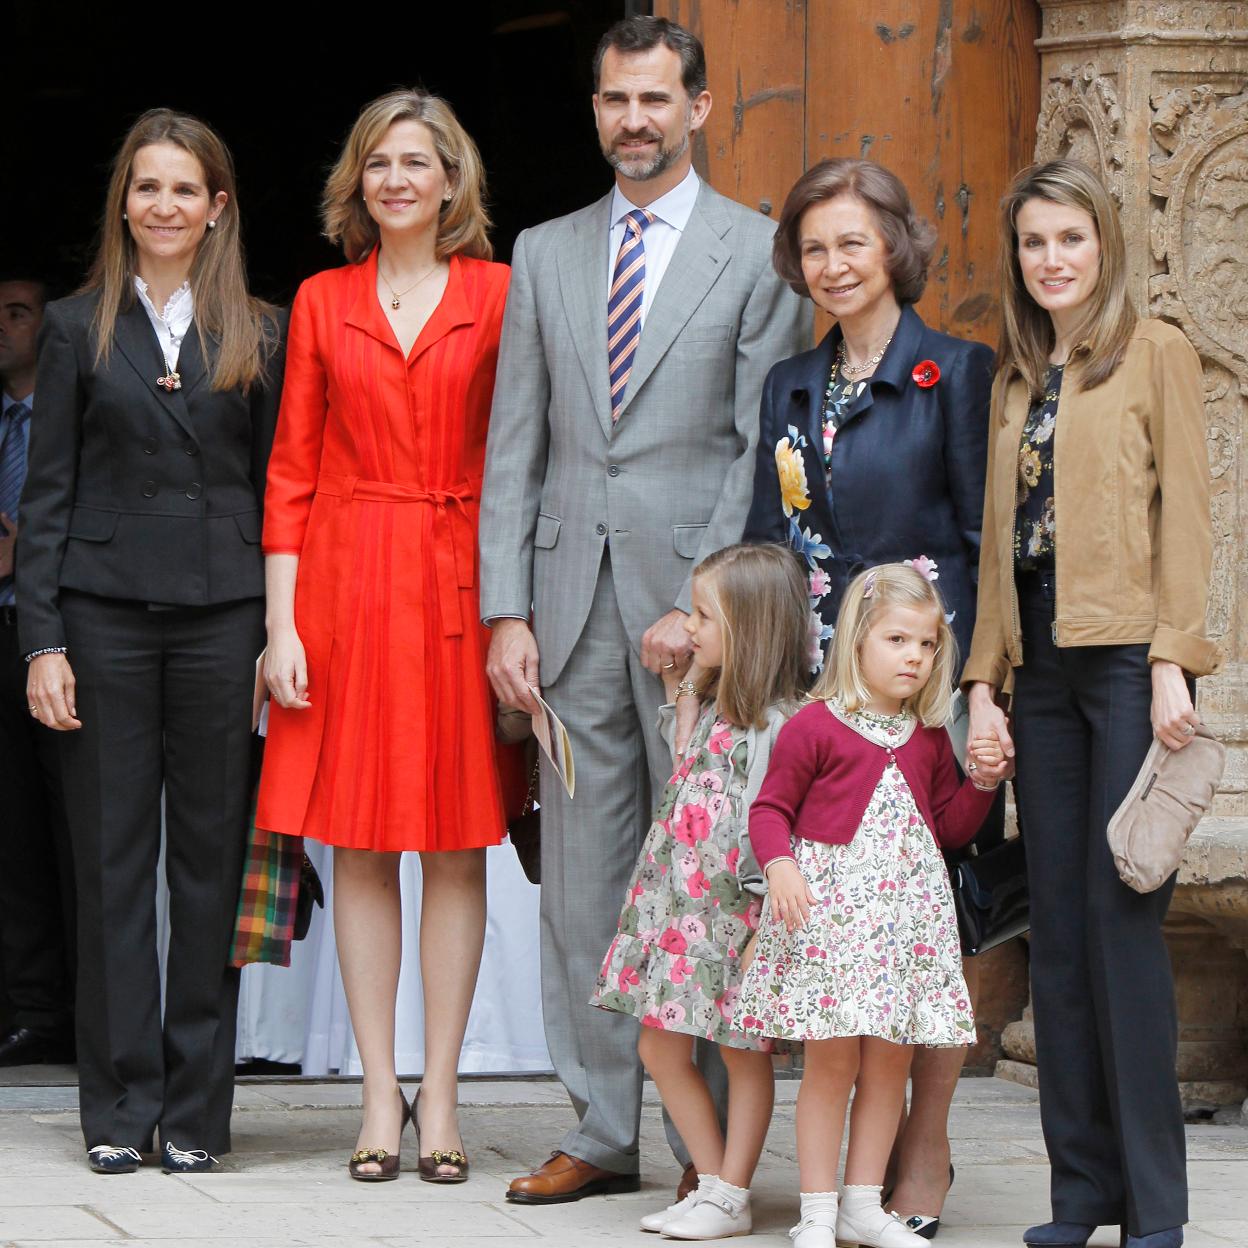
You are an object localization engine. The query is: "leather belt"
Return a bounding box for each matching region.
[315,473,476,636]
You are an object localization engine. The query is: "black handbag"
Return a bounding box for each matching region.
[950,835,1028,956]
[508,756,541,886]
[293,853,325,942]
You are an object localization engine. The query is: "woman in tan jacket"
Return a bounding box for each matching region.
[963,160,1219,1248]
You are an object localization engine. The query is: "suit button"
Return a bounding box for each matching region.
[184,442,197,456]
[185,483,203,500]
[143,438,157,455]
[141,481,157,498]
[595,522,607,535]
[607,464,620,477]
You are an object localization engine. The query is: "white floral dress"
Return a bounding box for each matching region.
[734,706,975,1046]
[590,703,786,1051]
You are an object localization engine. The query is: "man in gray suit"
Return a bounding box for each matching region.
[480,15,808,1205]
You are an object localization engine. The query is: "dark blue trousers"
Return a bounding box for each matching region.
[1013,571,1187,1237]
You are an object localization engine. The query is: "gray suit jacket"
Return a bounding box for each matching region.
[479,180,810,686]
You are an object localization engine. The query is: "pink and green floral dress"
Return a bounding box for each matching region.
[735,705,975,1047]
[590,702,788,1051]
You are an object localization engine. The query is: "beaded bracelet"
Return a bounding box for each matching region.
[971,778,1001,793]
[24,646,67,663]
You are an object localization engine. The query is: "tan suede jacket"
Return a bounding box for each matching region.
[963,318,1223,690]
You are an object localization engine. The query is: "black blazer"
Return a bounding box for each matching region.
[17,291,287,654]
[744,304,994,668]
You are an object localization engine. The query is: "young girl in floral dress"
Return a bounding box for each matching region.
[591,544,810,1240]
[736,564,1011,1248]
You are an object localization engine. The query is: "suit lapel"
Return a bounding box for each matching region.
[558,193,614,440]
[615,184,730,421]
[112,302,198,443]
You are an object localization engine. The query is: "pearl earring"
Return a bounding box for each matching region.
[207,220,216,229]
[122,212,128,220]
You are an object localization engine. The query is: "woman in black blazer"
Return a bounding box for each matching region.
[744,158,994,1240]
[18,109,284,1174]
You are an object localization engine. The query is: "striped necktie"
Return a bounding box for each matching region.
[0,402,30,601]
[607,208,655,423]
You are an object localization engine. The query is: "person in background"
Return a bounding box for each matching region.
[19,109,285,1174]
[964,158,1220,1248]
[0,275,75,1069]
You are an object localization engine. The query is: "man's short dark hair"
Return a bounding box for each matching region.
[0,276,49,311]
[593,16,708,99]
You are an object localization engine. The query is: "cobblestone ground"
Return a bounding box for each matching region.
[0,1077,1244,1247]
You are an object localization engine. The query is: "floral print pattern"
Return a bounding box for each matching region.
[734,706,975,1046]
[1015,364,1063,571]
[591,705,773,1051]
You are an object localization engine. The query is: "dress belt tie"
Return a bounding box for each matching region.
[315,473,476,636]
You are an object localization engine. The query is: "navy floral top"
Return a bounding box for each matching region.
[1014,364,1062,571]
[819,366,868,481]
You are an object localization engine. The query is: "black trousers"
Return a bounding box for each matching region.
[0,608,74,1035]
[1013,571,1187,1236]
[59,592,262,1154]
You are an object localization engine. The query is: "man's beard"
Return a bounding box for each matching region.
[602,127,690,181]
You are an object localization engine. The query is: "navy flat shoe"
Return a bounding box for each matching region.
[1023,1223,1095,1248]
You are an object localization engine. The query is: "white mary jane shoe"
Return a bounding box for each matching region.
[790,1210,838,1248]
[663,1186,751,1240]
[640,1189,700,1233]
[836,1205,929,1247]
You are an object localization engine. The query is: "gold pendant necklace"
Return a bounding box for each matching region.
[379,261,440,311]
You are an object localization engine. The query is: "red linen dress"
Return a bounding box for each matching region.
[257,250,517,852]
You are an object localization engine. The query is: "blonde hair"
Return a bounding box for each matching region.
[322,89,492,264]
[83,108,277,391]
[812,563,956,727]
[998,159,1137,400]
[692,544,809,730]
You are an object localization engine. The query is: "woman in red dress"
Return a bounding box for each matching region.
[258,89,511,1182]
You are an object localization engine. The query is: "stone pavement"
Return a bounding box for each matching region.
[1,1076,1245,1247]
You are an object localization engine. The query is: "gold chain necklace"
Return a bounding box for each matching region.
[836,330,895,378]
[378,261,441,311]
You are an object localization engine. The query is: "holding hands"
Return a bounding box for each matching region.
[966,732,1014,788]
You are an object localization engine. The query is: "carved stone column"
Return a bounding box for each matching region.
[1001,0,1248,1108]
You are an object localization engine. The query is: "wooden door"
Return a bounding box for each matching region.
[654,0,1041,346]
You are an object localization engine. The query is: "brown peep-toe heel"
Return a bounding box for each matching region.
[414,1087,470,1183]
[348,1088,411,1182]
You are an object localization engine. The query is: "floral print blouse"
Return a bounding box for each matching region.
[1014,364,1063,571]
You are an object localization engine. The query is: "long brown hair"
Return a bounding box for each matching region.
[322,90,492,264]
[692,544,809,730]
[83,109,275,391]
[811,563,956,728]
[997,159,1137,400]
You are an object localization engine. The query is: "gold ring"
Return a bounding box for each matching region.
[663,661,676,669]
[28,705,38,716]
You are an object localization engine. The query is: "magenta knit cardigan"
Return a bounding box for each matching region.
[748,702,997,872]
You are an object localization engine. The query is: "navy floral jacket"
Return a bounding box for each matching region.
[744,305,994,673]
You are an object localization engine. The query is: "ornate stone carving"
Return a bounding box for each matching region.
[1035,63,1127,201]
[1149,79,1248,377]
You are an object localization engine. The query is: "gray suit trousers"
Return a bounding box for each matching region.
[539,554,723,1173]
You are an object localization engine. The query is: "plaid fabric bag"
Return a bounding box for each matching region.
[229,810,305,968]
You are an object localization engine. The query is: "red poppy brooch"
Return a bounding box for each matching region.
[912,360,940,388]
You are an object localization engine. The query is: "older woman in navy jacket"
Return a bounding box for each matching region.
[744,157,994,1239]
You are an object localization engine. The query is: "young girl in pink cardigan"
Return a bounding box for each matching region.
[736,563,1012,1248]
